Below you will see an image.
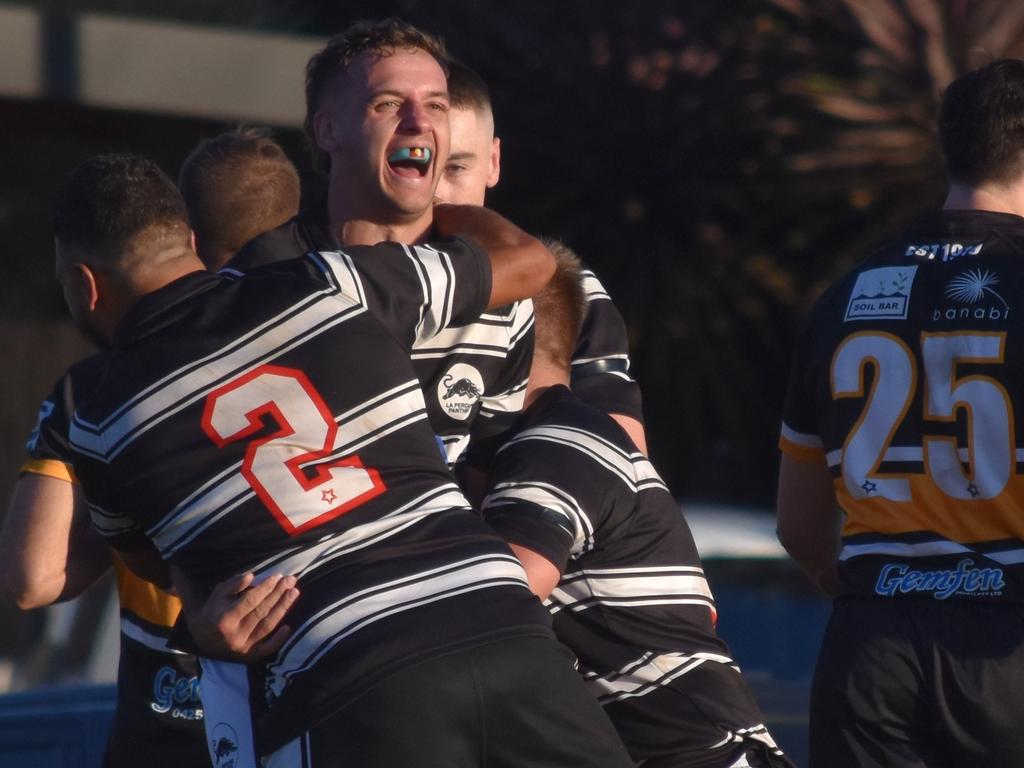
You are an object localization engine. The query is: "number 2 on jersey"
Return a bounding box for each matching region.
[201,365,386,535]
[833,331,1014,501]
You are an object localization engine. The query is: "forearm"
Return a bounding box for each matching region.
[432,205,554,307]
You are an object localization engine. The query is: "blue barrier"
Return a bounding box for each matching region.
[0,684,115,768]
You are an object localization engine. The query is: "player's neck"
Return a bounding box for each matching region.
[943,182,1024,218]
[333,216,433,246]
[524,360,570,409]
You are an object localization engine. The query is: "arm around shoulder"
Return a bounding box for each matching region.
[432,204,554,308]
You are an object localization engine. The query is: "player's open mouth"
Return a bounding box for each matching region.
[387,147,432,178]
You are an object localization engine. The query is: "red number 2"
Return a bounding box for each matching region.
[201,365,386,535]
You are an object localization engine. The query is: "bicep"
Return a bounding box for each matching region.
[508,543,562,601]
[776,453,843,595]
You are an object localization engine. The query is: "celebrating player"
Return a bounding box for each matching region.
[777,59,1024,767]
[481,242,791,768]
[436,59,648,454]
[15,152,632,768]
[235,19,534,467]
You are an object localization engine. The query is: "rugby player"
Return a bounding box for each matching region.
[777,59,1024,767]
[480,242,792,768]
[179,126,301,270]
[235,19,534,468]
[0,130,305,768]
[17,152,632,767]
[436,59,648,454]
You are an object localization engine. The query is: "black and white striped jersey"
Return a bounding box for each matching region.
[571,267,643,423]
[481,386,775,760]
[234,216,534,465]
[29,239,552,755]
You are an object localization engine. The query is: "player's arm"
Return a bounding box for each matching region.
[610,415,647,454]
[776,452,842,597]
[0,469,110,609]
[432,204,555,308]
[507,542,562,600]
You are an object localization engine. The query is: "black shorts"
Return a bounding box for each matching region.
[810,596,1024,768]
[609,660,792,768]
[265,636,634,768]
[102,632,207,768]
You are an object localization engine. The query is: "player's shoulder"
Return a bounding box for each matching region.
[232,212,337,270]
[519,385,635,452]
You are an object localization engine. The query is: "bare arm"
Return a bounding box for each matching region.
[776,453,843,597]
[432,204,554,309]
[0,472,111,609]
[508,542,563,601]
[610,414,648,455]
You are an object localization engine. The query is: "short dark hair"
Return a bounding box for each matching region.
[939,59,1024,186]
[179,127,301,269]
[533,240,587,370]
[447,59,492,115]
[54,153,188,257]
[304,17,449,173]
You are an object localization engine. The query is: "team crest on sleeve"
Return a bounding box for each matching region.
[25,399,55,452]
[844,266,918,321]
[437,363,484,421]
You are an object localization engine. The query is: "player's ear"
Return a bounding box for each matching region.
[313,111,339,154]
[487,137,501,189]
[74,263,101,311]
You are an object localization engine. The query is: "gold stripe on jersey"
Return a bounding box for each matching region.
[835,474,1024,542]
[20,458,77,483]
[112,553,181,629]
[778,435,826,464]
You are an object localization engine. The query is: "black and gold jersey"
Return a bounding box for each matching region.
[781,210,1024,601]
[29,239,552,755]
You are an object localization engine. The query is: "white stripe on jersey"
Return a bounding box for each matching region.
[582,650,735,703]
[146,381,429,556]
[402,243,457,341]
[479,378,528,417]
[247,485,471,579]
[571,353,630,367]
[826,444,975,468]
[90,501,139,537]
[497,424,664,494]
[120,616,187,655]
[548,566,714,614]
[70,283,365,462]
[410,299,533,360]
[839,539,972,560]
[779,422,821,449]
[265,553,529,698]
[484,480,595,554]
[987,547,1024,565]
[581,270,611,301]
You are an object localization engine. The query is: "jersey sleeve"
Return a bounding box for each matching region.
[462,300,535,468]
[481,427,607,572]
[779,313,827,464]
[570,268,644,421]
[24,372,152,552]
[316,235,492,349]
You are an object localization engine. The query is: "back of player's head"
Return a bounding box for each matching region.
[447,58,492,117]
[179,127,301,269]
[939,59,1024,187]
[533,240,587,371]
[304,17,449,173]
[54,153,189,265]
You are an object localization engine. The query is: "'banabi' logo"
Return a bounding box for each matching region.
[437,363,484,421]
[844,266,918,321]
[932,267,1010,322]
[210,723,239,768]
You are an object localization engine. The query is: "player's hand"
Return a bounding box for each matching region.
[174,570,299,662]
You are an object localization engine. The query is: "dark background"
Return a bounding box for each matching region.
[5,0,1022,510]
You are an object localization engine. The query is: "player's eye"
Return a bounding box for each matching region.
[446,164,467,174]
